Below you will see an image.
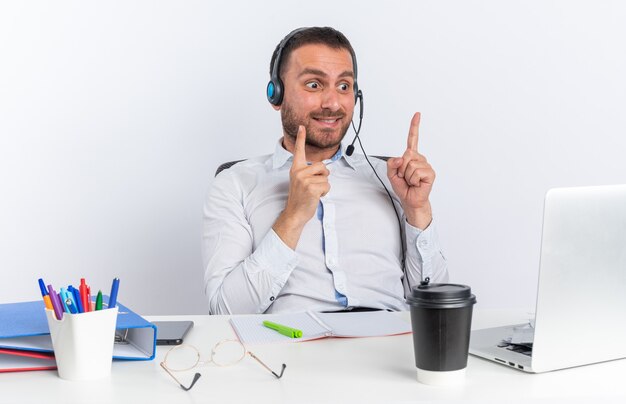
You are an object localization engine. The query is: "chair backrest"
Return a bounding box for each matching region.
[214,160,246,177]
[214,156,389,177]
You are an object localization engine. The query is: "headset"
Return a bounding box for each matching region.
[267,28,361,107]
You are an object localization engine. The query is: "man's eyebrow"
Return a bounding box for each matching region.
[298,68,355,79]
[298,68,327,78]
[338,70,354,79]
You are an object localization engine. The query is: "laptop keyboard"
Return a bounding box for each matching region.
[498,340,533,356]
[497,321,535,356]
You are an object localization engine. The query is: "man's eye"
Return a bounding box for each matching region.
[306,82,320,89]
[338,83,350,91]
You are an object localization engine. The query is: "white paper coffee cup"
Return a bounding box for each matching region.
[417,368,466,386]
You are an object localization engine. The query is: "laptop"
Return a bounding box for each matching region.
[469,184,626,373]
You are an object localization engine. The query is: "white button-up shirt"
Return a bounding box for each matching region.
[202,140,448,314]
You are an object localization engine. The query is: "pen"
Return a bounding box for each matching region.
[47,285,63,320]
[38,278,53,310]
[86,286,92,312]
[79,278,89,312]
[60,288,71,313]
[65,292,78,314]
[95,290,103,310]
[262,320,303,338]
[109,278,120,309]
[69,285,84,313]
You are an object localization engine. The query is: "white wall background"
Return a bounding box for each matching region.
[1,1,625,314]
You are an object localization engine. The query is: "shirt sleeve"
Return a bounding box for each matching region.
[202,172,298,314]
[402,218,449,295]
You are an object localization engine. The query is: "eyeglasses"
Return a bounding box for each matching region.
[160,339,286,391]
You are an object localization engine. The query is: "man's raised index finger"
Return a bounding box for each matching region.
[293,125,307,166]
[407,112,421,152]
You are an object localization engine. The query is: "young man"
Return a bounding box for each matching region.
[203,27,448,314]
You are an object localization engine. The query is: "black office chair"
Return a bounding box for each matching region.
[215,156,389,177]
[215,160,246,177]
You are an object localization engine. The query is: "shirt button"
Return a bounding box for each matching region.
[269,296,275,301]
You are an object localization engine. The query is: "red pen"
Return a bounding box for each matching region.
[86,286,92,312]
[79,278,89,313]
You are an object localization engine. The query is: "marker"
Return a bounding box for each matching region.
[262,320,303,338]
[38,278,53,310]
[108,278,120,309]
[95,290,103,310]
[47,285,63,320]
[54,292,64,318]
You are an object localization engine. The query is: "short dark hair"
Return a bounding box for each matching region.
[269,27,356,79]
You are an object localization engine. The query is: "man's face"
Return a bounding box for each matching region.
[277,44,356,152]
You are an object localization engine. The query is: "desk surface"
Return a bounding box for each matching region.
[2,310,625,403]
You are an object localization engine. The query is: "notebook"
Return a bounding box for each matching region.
[0,348,56,373]
[469,184,626,373]
[230,310,412,344]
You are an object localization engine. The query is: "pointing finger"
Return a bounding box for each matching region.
[293,125,307,167]
[406,112,421,152]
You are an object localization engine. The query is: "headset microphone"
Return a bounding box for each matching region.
[345,90,364,157]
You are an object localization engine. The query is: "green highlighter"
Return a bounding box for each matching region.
[263,320,303,338]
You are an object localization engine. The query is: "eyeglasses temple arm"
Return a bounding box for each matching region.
[160,362,202,391]
[247,351,286,379]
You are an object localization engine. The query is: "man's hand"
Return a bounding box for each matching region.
[387,112,435,229]
[273,125,330,249]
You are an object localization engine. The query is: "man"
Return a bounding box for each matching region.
[202,27,448,314]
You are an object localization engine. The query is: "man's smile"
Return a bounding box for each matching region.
[312,115,344,127]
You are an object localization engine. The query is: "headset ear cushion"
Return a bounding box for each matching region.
[267,81,275,98]
[267,79,283,106]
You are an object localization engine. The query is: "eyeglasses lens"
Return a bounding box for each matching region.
[211,340,246,367]
[166,345,200,371]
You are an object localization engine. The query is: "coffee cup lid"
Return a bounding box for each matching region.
[406,278,476,309]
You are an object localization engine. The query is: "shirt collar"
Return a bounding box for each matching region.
[271,138,358,170]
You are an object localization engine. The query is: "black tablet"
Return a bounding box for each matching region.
[153,321,194,345]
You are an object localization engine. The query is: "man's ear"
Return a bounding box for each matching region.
[271,104,281,111]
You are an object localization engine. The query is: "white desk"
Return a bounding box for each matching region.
[2,310,625,403]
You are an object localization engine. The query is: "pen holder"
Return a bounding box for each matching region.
[45,307,118,381]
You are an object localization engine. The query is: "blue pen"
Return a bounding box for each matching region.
[65,292,78,314]
[59,288,71,313]
[109,278,120,309]
[68,285,85,313]
[67,285,83,313]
